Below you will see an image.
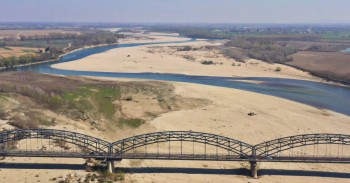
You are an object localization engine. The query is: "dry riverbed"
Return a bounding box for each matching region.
[1,34,349,182]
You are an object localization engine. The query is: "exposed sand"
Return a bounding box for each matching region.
[0,157,87,183]
[118,34,191,44]
[52,38,322,82]
[90,77,350,183]
[1,79,349,182]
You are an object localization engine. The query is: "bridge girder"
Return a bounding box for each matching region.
[111,131,253,159]
[0,130,349,163]
[254,134,350,157]
[0,129,110,157]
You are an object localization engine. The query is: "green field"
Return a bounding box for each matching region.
[320,32,350,40]
[5,39,72,49]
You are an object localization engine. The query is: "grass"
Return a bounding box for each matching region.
[21,49,36,53]
[320,32,350,40]
[5,39,72,49]
[119,118,144,128]
[0,72,178,130]
[63,86,92,101]
[63,86,120,120]
[2,46,12,50]
[92,87,120,120]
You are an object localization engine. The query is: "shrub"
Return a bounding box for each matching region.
[201,60,214,65]
[177,46,192,51]
[115,170,125,181]
[275,67,282,72]
[183,55,195,61]
[9,116,40,129]
[222,49,246,63]
[124,96,133,101]
[119,118,144,129]
[0,108,6,119]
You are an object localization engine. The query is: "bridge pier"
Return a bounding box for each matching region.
[107,160,115,173]
[250,161,258,179]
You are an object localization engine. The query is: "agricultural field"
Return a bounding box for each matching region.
[0,46,39,57]
[289,51,350,82]
[319,32,350,40]
[4,39,73,49]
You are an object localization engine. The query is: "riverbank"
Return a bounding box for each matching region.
[51,38,325,83]
[0,42,119,70]
[0,33,191,71]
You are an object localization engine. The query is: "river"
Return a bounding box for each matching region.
[4,40,350,116]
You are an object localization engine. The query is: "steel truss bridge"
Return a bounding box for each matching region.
[0,129,350,178]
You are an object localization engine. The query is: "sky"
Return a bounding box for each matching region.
[1,0,350,24]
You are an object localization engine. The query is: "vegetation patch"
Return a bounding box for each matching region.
[9,111,55,129]
[62,86,121,120]
[177,46,192,51]
[81,170,125,182]
[92,87,120,120]
[201,60,215,65]
[119,118,145,129]
[221,48,247,63]
[2,46,12,50]
[225,36,297,63]
[275,67,282,72]
[0,72,208,132]
[21,49,36,53]
[0,31,124,68]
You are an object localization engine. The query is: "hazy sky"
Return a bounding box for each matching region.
[1,0,350,24]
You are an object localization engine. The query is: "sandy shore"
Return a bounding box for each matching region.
[118,33,191,44]
[52,35,322,82]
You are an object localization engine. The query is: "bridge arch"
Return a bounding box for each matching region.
[0,129,111,157]
[111,131,253,160]
[254,134,350,158]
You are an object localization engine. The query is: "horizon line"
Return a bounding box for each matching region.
[1,21,350,26]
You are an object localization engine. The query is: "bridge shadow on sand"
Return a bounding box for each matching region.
[122,167,350,179]
[0,163,85,170]
[259,169,350,179]
[0,163,349,179]
[122,167,249,175]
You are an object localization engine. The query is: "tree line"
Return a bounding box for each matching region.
[225,36,298,63]
[0,31,124,68]
[19,32,79,41]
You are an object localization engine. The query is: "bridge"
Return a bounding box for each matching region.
[0,129,349,178]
